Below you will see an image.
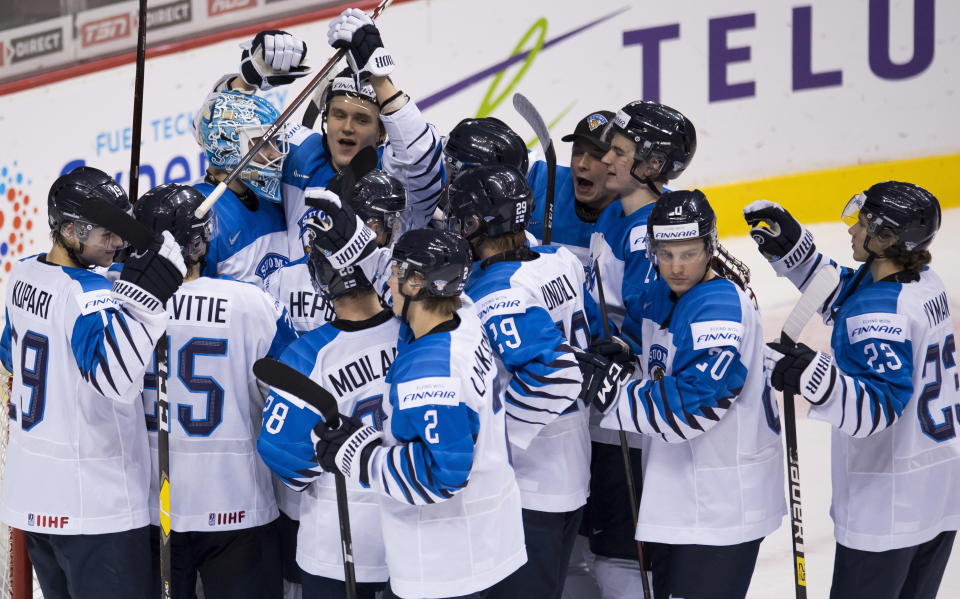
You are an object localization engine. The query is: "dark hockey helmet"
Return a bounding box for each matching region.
[133,184,213,261]
[841,181,941,256]
[351,169,406,238]
[446,164,532,241]
[646,189,717,260]
[48,166,130,236]
[443,117,529,183]
[307,251,374,301]
[601,101,697,182]
[391,229,472,299]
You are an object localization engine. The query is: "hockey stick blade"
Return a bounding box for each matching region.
[194,0,394,219]
[253,358,341,426]
[77,197,155,252]
[781,267,841,345]
[512,93,553,150]
[512,93,556,244]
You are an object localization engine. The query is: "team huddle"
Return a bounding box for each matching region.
[1,7,958,599]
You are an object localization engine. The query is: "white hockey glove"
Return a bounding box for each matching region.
[240,30,311,91]
[327,8,396,78]
[765,341,837,405]
[743,200,815,269]
[304,188,378,269]
[312,415,383,486]
[112,231,185,313]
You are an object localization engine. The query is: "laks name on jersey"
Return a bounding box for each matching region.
[328,347,397,396]
[540,274,579,311]
[171,293,230,326]
[11,280,53,319]
[28,513,70,529]
[209,510,245,526]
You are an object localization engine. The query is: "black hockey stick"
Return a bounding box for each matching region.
[592,258,652,599]
[252,358,358,599]
[155,333,173,599]
[512,93,556,245]
[778,266,840,599]
[76,196,155,252]
[128,0,148,203]
[195,0,394,218]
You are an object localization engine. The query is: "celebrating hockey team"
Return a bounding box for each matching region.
[0,3,957,599]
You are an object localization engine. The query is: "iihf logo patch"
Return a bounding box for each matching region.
[27,513,34,527]
[209,513,216,526]
[586,113,609,131]
[648,344,669,380]
[256,253,290,280]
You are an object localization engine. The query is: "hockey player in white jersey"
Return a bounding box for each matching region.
[312,228,526,598]
[748,182,960,599]
[258,226,399,599]
[264,168,406,333]
[445,165,593,598]
[582,190,785,599]
[132,184,297,598]
[0,167,186,598]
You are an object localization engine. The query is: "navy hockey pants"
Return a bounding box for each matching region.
[646,537,763,599]
[486,506,584,599]
[580,442,645,561]
[301,573,385,599]
[149,519,282,599]
[382,582,490,599]
[829,531,956,599]
[26,525,151,599]
[278,511,303,584]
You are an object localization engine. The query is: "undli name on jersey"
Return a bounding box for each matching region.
[328,347,397,397]
[11,280,53,319]
[540,274,579,311]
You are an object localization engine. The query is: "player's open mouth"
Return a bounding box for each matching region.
[575,177,594,193]
[338,138,357,150]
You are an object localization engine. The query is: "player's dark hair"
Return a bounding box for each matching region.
[481,231,527,255]
[420,295,461,317]
[712,243,757,307]
[893,248,932,272]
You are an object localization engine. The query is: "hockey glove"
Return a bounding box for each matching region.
[588,336,634,365]
[304,188,378,269]
[312,414,383,486]
[576,351,634,413]
[240,30,310,91]
[327,8,396,79]
[743,200,815,266]
[765,341,837,405]
[112,231,185,312]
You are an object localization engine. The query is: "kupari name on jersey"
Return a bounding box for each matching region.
[540,274,579,311]
[11,280,53,319]
[171,292,229,325]
[328,347,397,397]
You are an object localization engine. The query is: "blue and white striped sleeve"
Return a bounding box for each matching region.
[258,390,325,490]
[369,376,479,505]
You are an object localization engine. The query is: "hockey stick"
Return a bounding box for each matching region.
[512,93,556,245]
[592,259,652,599]
[128,0,148,203]
[252,358,358,599]
[76,197,154,252]
[155,334,173,599]
[195,0,394,219]
[778,266,841,599]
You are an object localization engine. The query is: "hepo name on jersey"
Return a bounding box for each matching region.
[846,312,908,344]
[690,320,745,350]
[397,377,461,410]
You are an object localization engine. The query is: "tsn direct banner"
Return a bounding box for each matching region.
[0,0,957,283]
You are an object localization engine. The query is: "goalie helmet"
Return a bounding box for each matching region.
[841,181,941,256]
[646,189,717,258]
[48,166,130,238]
[391,229,472,299]
[443,117,529,183]
[601,101,696,183]
[134,184,213,263]
[196,90,290,204]
[446,164,532,241]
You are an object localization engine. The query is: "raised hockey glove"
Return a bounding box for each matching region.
[743,200,815,266]
[588,336,634,365]
[765,341,837,405]
[112,231,185,312]
[576,351,634,413]
[312,414,383,486]
[327,8,396,78]
[304,188,378,269]
[240,30,310,91]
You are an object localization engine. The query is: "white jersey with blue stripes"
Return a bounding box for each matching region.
[770,243,960,551]
[601,275,786,546]
[262,256,335,335]
[370,306,526,598]
[257,310,399,582]
[466,245,591,512]
[0,255,169,534]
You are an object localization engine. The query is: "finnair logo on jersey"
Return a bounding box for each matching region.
[846,313,907,344]
[476,291,524,320]
[256,253,290,280]
[629,227,647,252]
[691,320,744,350]
[652,223,699,240]
[398,377,461,410]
